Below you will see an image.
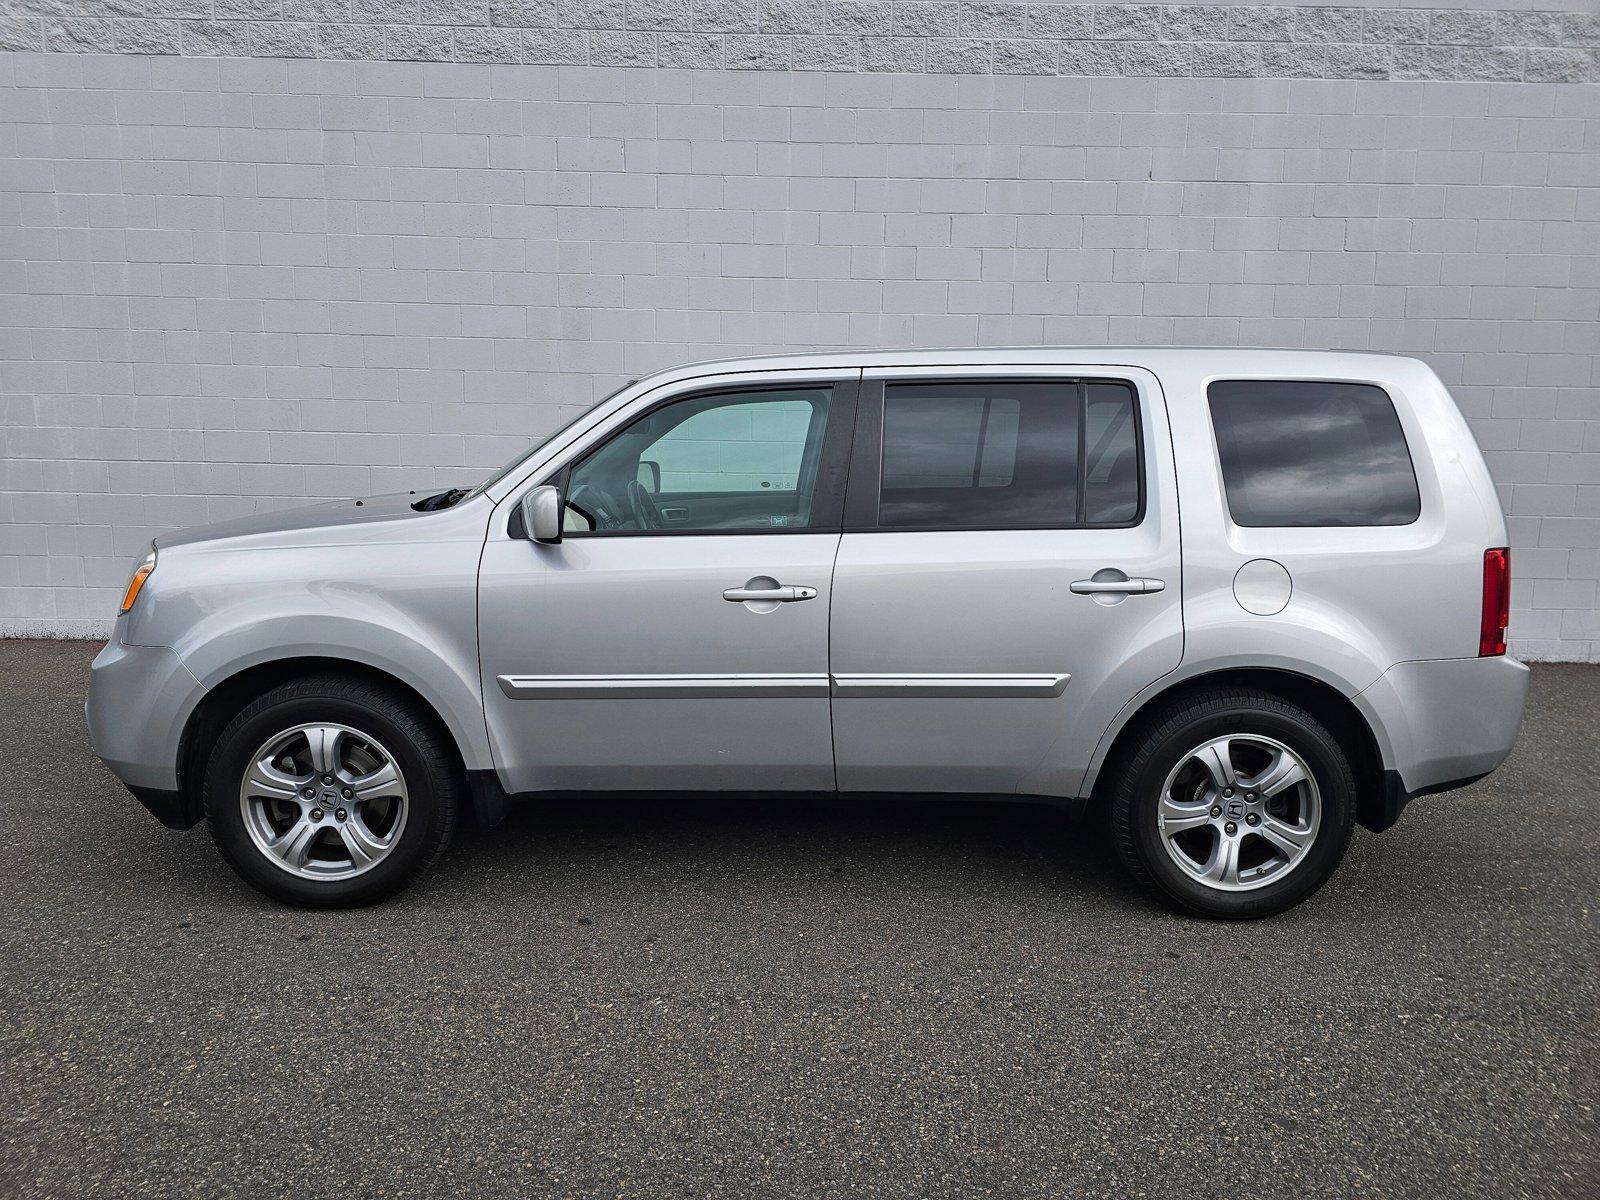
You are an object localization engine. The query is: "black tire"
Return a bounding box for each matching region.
[1108,688,1355,919]
[203,674,460,907]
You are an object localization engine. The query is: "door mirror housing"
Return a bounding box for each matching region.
[637,459,661,492]
[520,484,564,544]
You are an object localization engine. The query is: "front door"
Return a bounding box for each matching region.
[478,375,858,794]
[829,366,1183,797]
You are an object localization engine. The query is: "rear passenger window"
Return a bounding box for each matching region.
[1208,380,1420,528]
[875,380,1141,530]
[880,384,1073,528]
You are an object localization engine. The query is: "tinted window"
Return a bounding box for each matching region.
[1208,380,1420,527]
[879,383,1079,530]
[1084,382,1140,525]
[565,387,832,534]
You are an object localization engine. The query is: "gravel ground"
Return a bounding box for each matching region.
[1,638,1595,1199]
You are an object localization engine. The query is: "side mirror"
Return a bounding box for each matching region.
[637,459,661,492]
[519,484,564,544]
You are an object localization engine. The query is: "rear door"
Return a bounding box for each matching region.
[829,365,1183,797]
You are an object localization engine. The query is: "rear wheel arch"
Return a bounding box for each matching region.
[1089,667,1387,830]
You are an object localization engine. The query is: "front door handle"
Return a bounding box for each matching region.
[723,584,818,603]
[1070,576,1166,595]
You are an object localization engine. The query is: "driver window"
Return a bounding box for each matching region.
[563,387,833,534]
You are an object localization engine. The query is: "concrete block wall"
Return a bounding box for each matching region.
[2,3,1599,81]
[1,2,1598,657]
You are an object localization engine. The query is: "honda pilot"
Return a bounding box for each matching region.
[87,348,1528,917]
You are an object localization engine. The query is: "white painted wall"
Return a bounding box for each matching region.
[1,40,1597,655]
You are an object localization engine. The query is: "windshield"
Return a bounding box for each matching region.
[465,382,636,500]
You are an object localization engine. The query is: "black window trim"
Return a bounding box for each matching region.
[842,374,1148,534]
[1205,376,1423,531]
[531,376,862,539]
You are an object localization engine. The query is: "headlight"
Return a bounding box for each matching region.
[119,547,157,614]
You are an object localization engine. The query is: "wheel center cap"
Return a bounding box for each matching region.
[1223,797,1247,820]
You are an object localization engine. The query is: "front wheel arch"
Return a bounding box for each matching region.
[177,658,468,827]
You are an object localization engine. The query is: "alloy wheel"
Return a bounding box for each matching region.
[238,722,409,881]
[1156,733,1321,892]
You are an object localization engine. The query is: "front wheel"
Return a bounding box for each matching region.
[203,674,460,907]
[1108,689,1355,919]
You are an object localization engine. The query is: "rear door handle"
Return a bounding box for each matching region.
[723,585,818,603]
[1070,577,1166,595]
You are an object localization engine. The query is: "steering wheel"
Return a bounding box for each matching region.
[626,480,664,530]
[567,482,619,530]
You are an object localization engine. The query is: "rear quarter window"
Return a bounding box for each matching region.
[1207,380,1421,528]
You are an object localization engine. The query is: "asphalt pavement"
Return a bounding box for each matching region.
[1,638,1595,1199]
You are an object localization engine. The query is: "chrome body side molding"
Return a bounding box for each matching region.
[498,673,1070,700]
[497,674,830,699]
[830,673,1070,698]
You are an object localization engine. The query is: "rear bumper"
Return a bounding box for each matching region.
[1365,768,1491,833]
[1355,654,1530,827]
[86,639,206,798]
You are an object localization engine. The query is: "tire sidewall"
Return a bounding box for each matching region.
[205,691,446,907]
[1124,703,1354,919]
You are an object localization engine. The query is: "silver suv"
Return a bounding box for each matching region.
[87,349,1528,917]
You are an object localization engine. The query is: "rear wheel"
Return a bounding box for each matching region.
[1109,689,1355,919]
[203,674,460,907]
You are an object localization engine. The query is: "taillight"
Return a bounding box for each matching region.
[1479,547,1510,656]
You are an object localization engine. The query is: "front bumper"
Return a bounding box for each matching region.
[86,639,207,813]
[1355,654,1530,826]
